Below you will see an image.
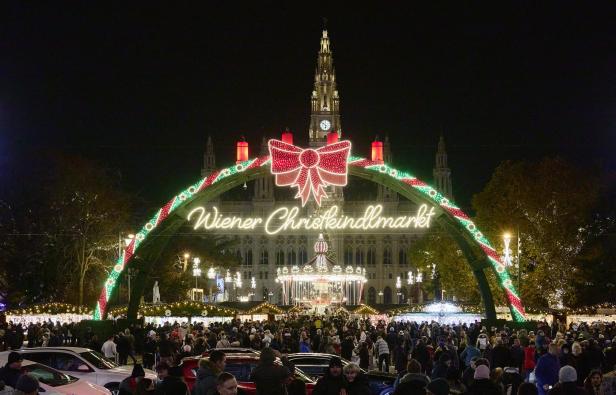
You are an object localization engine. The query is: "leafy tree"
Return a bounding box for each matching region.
[142,233,241,303]
[472,157,602,308]
[0,154,131,306]
[408,227,482,304]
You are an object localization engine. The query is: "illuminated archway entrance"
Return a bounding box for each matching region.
[94,155,527,322]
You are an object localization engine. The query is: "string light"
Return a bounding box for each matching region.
[94,149,529,322]
[268,139,351,206]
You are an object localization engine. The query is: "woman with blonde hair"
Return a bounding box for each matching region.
[343,363,370,395]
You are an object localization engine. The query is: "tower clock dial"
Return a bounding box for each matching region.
[319,119,332,131]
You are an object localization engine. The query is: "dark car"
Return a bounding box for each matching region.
[180,353,315,395]
[287,353,395,395]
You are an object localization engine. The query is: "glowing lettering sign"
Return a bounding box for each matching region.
[187,204,436,235]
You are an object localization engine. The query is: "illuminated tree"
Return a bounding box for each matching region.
[472,157,602,308]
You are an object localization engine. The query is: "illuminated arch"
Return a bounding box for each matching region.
[93,155,526,322]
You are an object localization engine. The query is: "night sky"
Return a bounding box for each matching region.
[2,3,615,212]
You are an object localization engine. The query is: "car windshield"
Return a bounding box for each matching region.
[79,351,118,369]
[22,363,78,387]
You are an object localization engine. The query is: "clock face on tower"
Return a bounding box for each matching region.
[319,119,331,131]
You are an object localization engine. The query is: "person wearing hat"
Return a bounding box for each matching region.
[467,365,500,395]
[119,364,145,395]
[0,352,23,388]
[548,365,586,395]
[425,378,449,395]
[14,373,39,395]
[312,357,344,395]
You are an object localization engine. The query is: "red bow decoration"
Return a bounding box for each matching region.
[268,139,351,206]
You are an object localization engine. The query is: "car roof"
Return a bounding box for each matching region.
[15,347,92,354]
[0,357,40,367]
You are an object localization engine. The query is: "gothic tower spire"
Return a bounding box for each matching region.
[433,134,453,199]
[309,29,341,147]
[201,135,216,178]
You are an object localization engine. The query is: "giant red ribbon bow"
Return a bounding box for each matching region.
[268,139,351,206]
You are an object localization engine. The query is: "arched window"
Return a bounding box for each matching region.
[344,246,353,265]
[244,249,253,266]
[355,248,364,265]
[398,249,407,266]
[260,250,268,265]
[367,287,376,305]
[383,287,392,304]
[287,249,297,266]
[299,247,308,264]
[383,248,392,265]
[276,249,284,266]
[367,247,376,266]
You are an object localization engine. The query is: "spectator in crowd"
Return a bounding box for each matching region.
[14,374,39,395]
[535,343,562,395]
[249,347,289,395]
[215,372,238,395]
[467,364,501,395]
[342,363,370,395]
[312,357,345,395]
[193,350,226,395]
[0,352,23,388]
[548,365,586,395]
[374,334,390,373]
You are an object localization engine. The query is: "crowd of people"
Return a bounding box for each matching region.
[0,316,615,394]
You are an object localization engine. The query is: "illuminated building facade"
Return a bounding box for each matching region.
[199,30,453,305]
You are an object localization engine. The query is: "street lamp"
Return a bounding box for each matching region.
[378,290,383,304]
[250,277,256,301]
[502,233,513,267]
[396,276,402,304]
[192,257,201,288]
[183,252,190,272]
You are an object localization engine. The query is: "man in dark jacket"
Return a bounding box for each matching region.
[250,347,289,395]
[155,365,189,395]
[193,350,226,395]
[312,357,345,395]
[536,343,561,395]
[0,351,23,388]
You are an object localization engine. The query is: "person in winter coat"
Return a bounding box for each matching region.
[312,357,345,395]
[548,365,586,395]
[524,342,537,380]
[356,342,370,371]
[249,347,289,395]
[192,350,226,395]
[460,343,481,369]
[431,353,452,380]
[119,364,145,395]
[491,338,513,369]
[583,370,603,395]
[374,334,390,373]
[467,365,501,395]
[343,363,371,395]
[0,352,23,388]
[535,343,561,395]
[155,365,190,395]
[341,336,354,361]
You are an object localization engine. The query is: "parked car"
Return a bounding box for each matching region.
[180,352,316,395]
[287,353,396,395]
[2,347,156,395]
[201,347,260,356]
[0,356,110,394]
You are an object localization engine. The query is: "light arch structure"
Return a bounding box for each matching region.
[94,155,527,322]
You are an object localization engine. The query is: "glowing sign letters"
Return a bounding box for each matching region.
[187,204,436,235]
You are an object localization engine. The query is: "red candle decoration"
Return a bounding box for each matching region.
[281,129,294,145]
[236,139,249,163]
[371,140,384,163]
[327,130,339,145]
